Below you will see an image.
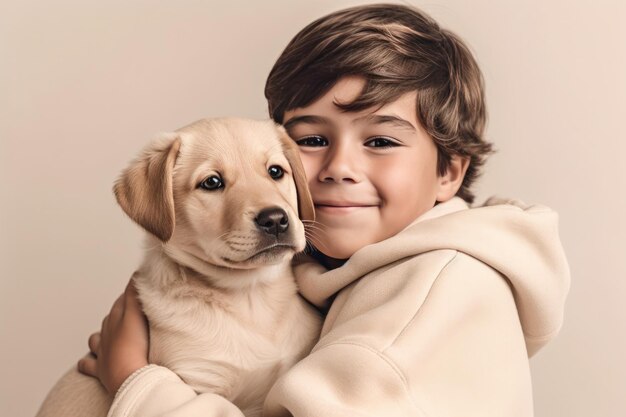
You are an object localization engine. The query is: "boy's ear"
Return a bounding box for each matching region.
[435,155,470,203]
[113,133,182,242]
[276,125,315,222]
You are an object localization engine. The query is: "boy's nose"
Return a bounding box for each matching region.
[318,145,361,184]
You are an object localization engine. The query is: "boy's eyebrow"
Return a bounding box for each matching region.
[283,114,416,132]
[355,114,417,132]
[283,115,329,131]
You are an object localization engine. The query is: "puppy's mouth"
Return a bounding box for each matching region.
[249,243,296,259]
[222,243,296,264]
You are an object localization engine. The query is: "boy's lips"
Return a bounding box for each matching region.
[314,200,379,214]
[315,199,378,207]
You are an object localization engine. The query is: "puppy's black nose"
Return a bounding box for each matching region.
[255,207,289,236]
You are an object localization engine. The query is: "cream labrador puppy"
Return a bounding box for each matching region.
[36,118,323,417]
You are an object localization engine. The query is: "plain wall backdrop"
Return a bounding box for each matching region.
[1,0,625,415]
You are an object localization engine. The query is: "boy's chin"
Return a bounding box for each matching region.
[315,230,386,260]
[317,243,359,262]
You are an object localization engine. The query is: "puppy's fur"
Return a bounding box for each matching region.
[36,118,323,417]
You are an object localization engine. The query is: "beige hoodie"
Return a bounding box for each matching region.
[107,196,570,417]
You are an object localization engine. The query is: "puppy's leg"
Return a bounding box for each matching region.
[35,366,111,417]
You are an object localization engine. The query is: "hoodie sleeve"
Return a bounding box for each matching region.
[107,364,245,417]
[262,342,426,417]
[264,252,537,417]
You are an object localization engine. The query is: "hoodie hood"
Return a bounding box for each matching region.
[294,196,571,356]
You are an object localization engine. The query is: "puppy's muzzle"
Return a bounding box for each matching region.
[255,207,289,237]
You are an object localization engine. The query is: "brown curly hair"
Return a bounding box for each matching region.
[265,3,495,204]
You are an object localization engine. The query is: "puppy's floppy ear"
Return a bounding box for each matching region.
[276,125,315,222]
[113,133,182,242]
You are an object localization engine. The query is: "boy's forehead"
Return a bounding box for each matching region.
[283,76,421,132]
[328,75,365,103]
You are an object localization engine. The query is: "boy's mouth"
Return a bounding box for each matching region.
[315,199,376,207]
[314,200,379,214]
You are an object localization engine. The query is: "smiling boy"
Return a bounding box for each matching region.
[69,4,569,417]
[281,76,468,263]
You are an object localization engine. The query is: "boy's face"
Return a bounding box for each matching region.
[283,76,448,260]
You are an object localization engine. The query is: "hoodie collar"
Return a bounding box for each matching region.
[294,197,470,308]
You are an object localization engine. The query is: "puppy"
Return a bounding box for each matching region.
[36,118,323,417]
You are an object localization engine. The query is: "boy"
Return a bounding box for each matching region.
[78,3,570,416]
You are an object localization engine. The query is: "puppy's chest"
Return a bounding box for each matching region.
[143,293,295,400]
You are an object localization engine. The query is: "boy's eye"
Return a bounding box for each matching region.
[365,137,399,148]
[295,135,328,147]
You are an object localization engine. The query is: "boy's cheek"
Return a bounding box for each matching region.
[298,155,321,186]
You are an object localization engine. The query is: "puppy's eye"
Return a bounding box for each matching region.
[198,175,224,191]
[268,165,284,180]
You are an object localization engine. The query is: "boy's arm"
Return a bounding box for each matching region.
[103,253,540,417]
[263,342,424,417]
[98,284,417,416]
[107,346,420,417]
[264,252,536,417]
[107,365,245,417]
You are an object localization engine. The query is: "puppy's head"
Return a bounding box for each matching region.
[114,118,314,269]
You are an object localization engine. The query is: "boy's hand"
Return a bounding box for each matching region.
[77,275,150,395]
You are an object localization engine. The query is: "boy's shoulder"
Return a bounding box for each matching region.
[405,195,559,234]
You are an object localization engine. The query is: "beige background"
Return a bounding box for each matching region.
[1,0,625,416]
